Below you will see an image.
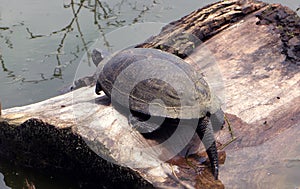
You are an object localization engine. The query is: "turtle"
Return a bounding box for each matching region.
[94,47,224,180]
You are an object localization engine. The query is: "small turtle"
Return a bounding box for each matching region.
[94,48,224,180]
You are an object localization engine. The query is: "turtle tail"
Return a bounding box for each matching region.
[95,82,102,95]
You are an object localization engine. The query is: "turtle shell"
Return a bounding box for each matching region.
[95,48,220,119]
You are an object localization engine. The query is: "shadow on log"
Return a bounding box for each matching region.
[0,0,299,188]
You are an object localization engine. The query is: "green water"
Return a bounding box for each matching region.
[0,0,214,109]
[0,0,299,188]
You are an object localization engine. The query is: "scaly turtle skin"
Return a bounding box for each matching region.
[94,48,223,180]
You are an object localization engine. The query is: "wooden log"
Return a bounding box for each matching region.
[0,0,299,188]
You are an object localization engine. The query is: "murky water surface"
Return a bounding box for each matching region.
[0,0,299,188]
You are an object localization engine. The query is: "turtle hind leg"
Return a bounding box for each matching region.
[196,117,219,180]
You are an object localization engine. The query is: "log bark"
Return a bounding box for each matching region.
[1,0,299,188]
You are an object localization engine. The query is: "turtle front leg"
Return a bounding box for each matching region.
[196,117,219,180]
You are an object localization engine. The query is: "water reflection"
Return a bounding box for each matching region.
[0,0,158,79]
[17,0,111,79]
[21,0,158,79]
[0,158,82,189]
[0,27,13,49]
[0,0,165,109]
[0,25,14,78]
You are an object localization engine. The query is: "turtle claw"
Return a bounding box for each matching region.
[206,145,219,180]
[212,164,219,180]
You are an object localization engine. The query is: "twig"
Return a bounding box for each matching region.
[224,114,234,139]
[1,54,16,78]
[96,0,110,18]
[0,27,9,30]
[217,114,238,150]
[184,147,199,173]
[218,137,237,150]
[26,28,44,39]
[71,0,91,66]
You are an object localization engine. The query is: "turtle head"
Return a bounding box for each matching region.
[92,48,110,67]
[93,48,110,95]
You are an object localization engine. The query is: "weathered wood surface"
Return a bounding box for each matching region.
[1,0,299,188]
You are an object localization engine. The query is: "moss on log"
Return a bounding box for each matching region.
[0,118,151,188]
